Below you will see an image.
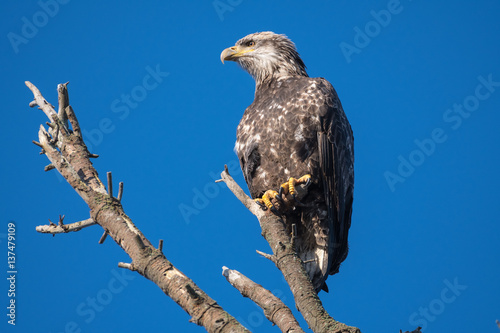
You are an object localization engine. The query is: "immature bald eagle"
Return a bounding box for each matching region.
[221,32,354,292]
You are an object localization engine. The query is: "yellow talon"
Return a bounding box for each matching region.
[262,190,279,210]
[255,175,312,214]
[289,177,297,195]
[280,181,290,192]
[254,198,265,205]
[255,190,280,214]
[297,174,312,183]
[287,174,311,196]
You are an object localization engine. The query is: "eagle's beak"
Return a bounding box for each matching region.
[220,46,238,64]
[220,45,254,64]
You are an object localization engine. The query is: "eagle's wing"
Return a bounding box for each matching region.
[317,79,354,276]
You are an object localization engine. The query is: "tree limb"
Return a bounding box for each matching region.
[36,218,96,234]
[27,81,250,333]
[222,266,305,333]
[57,82,70,129]
[220,166,361,333]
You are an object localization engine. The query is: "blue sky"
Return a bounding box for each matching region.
[1,1,500,332]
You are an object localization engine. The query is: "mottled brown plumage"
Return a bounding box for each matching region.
[221,32,354,292]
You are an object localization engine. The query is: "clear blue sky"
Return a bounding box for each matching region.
[1,1,499,332]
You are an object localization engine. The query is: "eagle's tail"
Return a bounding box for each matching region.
[291,203,333,293]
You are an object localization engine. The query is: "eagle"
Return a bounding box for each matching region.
[221,32,354,292]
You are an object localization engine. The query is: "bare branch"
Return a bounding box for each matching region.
[107,171,113,197]
[99,231,109,244]
[57,82,70,129]
[65,105,82,138]
[26,81,69,141]
[28,82,249,333]
[256,250,276,263]
[220,165,259,213]
[44,164,55,172]
[57,83,69,110]
[220,168,360,333]
[36,218,96,234]
[222,266,305,333]
[32,140,43,148]
[117,182,124,201]
[118,262,136,271]
[26,81,59,121]
[58,214,65,226]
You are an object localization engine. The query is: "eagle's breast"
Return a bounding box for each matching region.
[235,77,325,198]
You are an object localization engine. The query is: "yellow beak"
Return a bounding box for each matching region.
[220,45,254,64]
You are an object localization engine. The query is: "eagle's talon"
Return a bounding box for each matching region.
[255,175,313,214]
[291,193,307,207]
[270,206,281,216]
[254,199,268,211]
[304,177,312,187]
[296,174,312,188]
[255,190,281,214]
[275,192,285,204]
[280,174,313,198]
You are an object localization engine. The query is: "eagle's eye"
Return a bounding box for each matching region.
[247,41,255,47]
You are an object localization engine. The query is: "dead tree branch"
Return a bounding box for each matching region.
[222,266,305,333]
[220,166,361,333]
[36,218,96,234]
[26,81,249,333]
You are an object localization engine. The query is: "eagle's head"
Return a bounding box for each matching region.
[221,31,308,87]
